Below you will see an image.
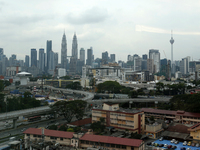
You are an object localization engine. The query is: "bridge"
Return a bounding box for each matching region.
[1,87,94,128]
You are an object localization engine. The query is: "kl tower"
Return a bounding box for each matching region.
[170,30,175,74]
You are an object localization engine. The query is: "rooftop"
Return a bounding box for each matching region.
[23,128,74,139]
[141,108,200,118]
[79,134,143,147]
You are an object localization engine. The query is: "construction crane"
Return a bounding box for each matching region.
[163,50,171,80]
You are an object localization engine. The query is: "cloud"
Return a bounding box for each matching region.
[135,25,200,35]
[66,7,109,25]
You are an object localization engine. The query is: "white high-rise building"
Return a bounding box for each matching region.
[149,49,160,73]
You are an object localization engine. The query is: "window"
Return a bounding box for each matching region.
[33,135,37,137]
[122,145,126,149]
[50,136,54,139]
[100,143,104,146]
[81,140,85,144]
[95,142,99,145]
[111,144,115,148]
[26,134,30,137]
[90,142,94,145]
[106,144,110,147]
[131,146,134,150]
[60,138,63,141]
[116,145,120,148]
[86,141,89,144]
[72,140,73,143]
[38,135,41,138]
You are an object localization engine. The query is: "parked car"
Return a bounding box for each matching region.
[172,145,177,149]
[21,128,26,132]
[168,145,172,149]
[174,140,179,144]
[159,144,164,147]
[164,144,168,148]
[45,125,49,129]
[188,142,192,146]
[180,147,186,150]
[146,142,151,146]
[183,141,187,146]
[187,148,191,150]
[196,143,199,147]
[151,142,155,146]
[171,139,176,143]
[192,143,196,147]
[155,143,159,147]
[159,137,163,141]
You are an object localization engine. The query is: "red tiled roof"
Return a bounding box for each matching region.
[188,123,200,131]
[79,134,143,147]
[23,128,74,139]
[141,108,200,118]
[69,118,92,126]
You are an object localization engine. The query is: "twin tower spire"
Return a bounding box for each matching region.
[61,32,78,70]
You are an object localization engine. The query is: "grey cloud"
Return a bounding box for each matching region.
[2,15,54,25]
[66,7,109,25]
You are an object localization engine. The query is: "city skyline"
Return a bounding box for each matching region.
[1,0,200,62]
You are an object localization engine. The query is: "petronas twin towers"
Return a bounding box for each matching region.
[61,32,78,70]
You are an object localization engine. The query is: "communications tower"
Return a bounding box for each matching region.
[170,30,175,74]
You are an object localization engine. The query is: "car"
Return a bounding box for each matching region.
[196,143,199,147]
[154,143,159,147]
[187,148,191,150]
[151,142,155,146]
[168,145,172,149]
[172,145,177,149]
[183,141,187,146]
[171,139,176,143]
[45,126,49,129]
[159,144,164,147]
[174,140,179,144]
[159,137,163,141]
[164,144,168,148]
[188,142,192,146]
[146,142,151,146]
[180,147,186,150]
[21,128,26,132]
[191,143,195,147]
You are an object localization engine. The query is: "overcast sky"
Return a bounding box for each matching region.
[1,0,200,63]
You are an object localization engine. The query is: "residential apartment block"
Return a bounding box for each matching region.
[92,103,145,134]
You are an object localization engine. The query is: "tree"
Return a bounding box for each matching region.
[90,118,105,133]
[66,82,82,90]
[150,116,155,122]
[67,128,74,132]
[129,90,138,98]
[58,125,67,131]
[50,100,87,123]
[49,125,57,130]
[0,80,4,92]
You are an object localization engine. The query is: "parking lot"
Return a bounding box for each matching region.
[146,139,200,150]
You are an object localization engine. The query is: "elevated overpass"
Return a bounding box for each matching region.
[1,87,94,128]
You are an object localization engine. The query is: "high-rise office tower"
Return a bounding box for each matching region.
[86,48,93,66]
[61,32,67,69]
[142,54,147,60]
[80,48,85,64]
[72,33,78,60]
[12,54,16,60]
[25,55,29,67]
[49,51,54,71]
[102,51,108,64]
[46,40,52,70]
[110,54,115,62]
[54,52,58,68]
[149,49,160,73]
[170,30,175,74]
[31,49,37,67]
[0,48,3,61]
[39,48,45,72]
[134,55,142,71]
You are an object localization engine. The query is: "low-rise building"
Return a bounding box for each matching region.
[141,108,200,125]
[188,123,200,140]
[144,123,164,139]
[92,103,145,134]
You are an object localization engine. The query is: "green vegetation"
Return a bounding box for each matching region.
[158,93,200,113]
[0,92,40,113]
[60,75,71,80]
[66,82,82,90]
[50,100,87,123]
[90,117,105,133]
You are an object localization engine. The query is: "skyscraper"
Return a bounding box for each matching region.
[110,54,116,62]
[49,51,54,71]
[142,54,147,60]
[80,48,85,64]
[61,32,67,69]
[46,40,52,70]
[0,48,3,61]
[39,48,45,72]
[31,49,37,67]
[25,55,29,67]
[102,51,108,64]
[54,52,58,68]
[149,49,160,73]
[12,54,16,60]
[86,48,93,66]
[72,33,78,60]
